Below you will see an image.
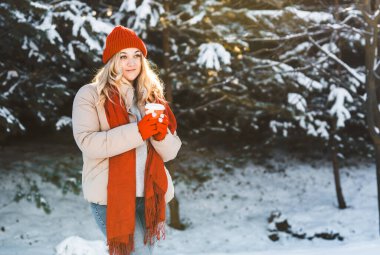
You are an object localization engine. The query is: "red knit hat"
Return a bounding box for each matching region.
[102,25,147,64]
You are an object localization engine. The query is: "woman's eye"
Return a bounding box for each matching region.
[121,56,127,59]
[134,55,141,58]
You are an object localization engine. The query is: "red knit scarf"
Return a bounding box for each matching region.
[104,91,177,255]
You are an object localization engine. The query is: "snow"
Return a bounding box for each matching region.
[279,42,311,60]
[322,42,338,54]
[296,113,330,139]
[30,1,50,10]
[308,37,365,84]
[56,236,108,255]
[1,145,378,255]
[12,10,27,23]
[79,28,102,52]
[54,240,380,255]
[270,121,293,137]
[286,7,333,23]
[21,37,45,62]
[119,0,137,12]
[60,76,68,82]
[2,80,20,97]
[288,93,307,112]
[37,112,46,122]
[253,58,324,90]
[37,12,63,45]
[115,0,163,38]
[314,120,329,139]
[245,10,282,22]
[328,87,353,128]
[184,11,206,25]
[6,70,18,80]
[197,43,231,71]
[67,42,76,60]
[0,107,25,131]
[33,0,114,54]
[46,27,63,45]
[246,7,333,24]
[21,36,28,50]
[56,116,72,130]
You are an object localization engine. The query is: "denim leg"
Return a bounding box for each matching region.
[90,203,107,238]
[90,199,154,254]
[131,197,154,255]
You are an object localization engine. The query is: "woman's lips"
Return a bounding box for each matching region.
[126,69,136,72]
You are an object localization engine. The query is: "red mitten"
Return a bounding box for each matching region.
[138,114,158,140]
[153,114,169,141]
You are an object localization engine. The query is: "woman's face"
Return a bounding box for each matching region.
[119,48,142,83]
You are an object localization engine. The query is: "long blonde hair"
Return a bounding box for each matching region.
[92,51,166,107]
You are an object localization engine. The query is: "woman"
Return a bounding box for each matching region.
[72,25,182,255]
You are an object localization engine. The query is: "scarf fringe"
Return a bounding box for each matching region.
[144,193,166,245]
[108,234,135,255]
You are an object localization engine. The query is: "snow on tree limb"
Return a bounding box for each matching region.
[0,107,25,132]
[246,7,333,23]
[296,113,330,139]
[269,120,294,137]
[115,0,164,38]
[252,57,324,90]
[197,43,231,71]
[244,29,328,43]
[183,11,206,25]
[308,35,365,84]
[328,87,353,128]
[288,93,307,112]
[119,0,137,12]
[56,116,72,131]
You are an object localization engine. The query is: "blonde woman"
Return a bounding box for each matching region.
[72,25,181,255]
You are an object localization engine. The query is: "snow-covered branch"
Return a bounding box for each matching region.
[244,29,329,43]
[308,36,365,84]
[328,87,353,128]
[197,43,231,71]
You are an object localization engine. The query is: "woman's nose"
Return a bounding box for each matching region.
[126,59,136,66]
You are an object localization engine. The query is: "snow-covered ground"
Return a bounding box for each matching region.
[0,144,379,255]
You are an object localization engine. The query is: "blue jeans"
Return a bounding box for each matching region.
[90,197,154,255]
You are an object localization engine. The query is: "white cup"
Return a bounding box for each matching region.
[145,103,165,119]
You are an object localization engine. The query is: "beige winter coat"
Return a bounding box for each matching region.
[72,83,182,205]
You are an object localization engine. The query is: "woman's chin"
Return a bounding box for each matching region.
[123,75,137,83]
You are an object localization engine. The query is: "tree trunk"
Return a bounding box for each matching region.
[168,194,186,230]
[362,0,380,235]
[161,0,185,230]
[331,122,347,209]
[166,160,186,230]
[162,0,172,103]
[331,0,346,209]
[375,145,380,234]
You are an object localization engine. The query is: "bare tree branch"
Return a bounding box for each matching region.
[308,35,365,84]
[176,95,228,118]
[208,76,236,88]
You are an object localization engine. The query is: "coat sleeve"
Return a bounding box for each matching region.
[149,129,182,162]
[72,85,145,159]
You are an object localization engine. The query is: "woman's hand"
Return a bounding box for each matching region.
[153,114,169,141]
[137,113,159,140]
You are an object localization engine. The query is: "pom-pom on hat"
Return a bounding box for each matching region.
[102,25,147,64]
